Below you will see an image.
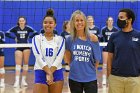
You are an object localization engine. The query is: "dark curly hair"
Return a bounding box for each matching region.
[119,8,135,24]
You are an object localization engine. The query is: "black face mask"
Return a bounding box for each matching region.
[117,19,127,28]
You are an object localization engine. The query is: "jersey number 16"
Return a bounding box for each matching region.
[46,48,53,57]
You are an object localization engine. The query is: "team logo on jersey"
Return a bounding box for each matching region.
[132,37,139,41]
[90,30,97,34]
[105,32,114,35]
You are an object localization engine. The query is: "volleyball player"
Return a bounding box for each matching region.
[61,20,70,39]
[0,31,5,88]
[40,9,58,35]
[5,16,37,88]
[61,20,71,72]
[40,28,58,35]
[101,17,118,85]
[65,10,101,93]
[32,8,65,93]
[87,16,100,39]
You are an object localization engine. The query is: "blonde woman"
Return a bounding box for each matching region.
[65,10,101,93]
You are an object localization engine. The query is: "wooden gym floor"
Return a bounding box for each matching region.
[0,67,108,93]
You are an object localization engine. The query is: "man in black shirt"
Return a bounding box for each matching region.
[107,8,140,93]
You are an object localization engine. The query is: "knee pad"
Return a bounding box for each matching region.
[65,65,70,71]
[23,65,28,71]
[16,65,21,71]
[103,64,107,69]
[0,68,5,74]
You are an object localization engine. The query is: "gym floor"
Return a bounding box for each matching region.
[0,67,108,93]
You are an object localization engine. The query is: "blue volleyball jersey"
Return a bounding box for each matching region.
[101,26,118,42]
[66,36,101,82]
[0,31,5,55]
[0,31,5,44]
[61,31,70,39]
[107,29,140,77]
[89,26,100,38]
[6,25,37,43]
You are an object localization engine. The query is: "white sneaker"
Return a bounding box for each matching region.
[102,75,107,85]
[21,80,28,87]
[102,79,106,85]
[0,82,5,88]
[13,81,20,88]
